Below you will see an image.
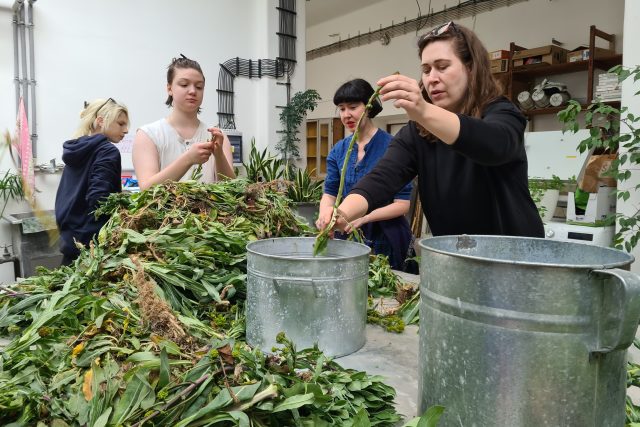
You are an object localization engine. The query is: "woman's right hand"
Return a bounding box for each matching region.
[187,141,214,165]
[377,73,428,123]
[315,206,334,231]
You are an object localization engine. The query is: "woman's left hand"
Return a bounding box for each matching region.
[207,127,225,155]
[377,73,428,123]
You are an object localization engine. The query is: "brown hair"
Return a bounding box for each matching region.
[165,55,205,108]
[417,23,502,137]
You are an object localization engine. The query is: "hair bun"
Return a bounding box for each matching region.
[368,97,383,118]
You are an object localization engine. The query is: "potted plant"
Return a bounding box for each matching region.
[528,175,563,222]
[284,167,323,228]
[242,139,284,182]
[276,89,321,166]
[0,132,25,218]
[557,64,640,251]
[242,140,323,228]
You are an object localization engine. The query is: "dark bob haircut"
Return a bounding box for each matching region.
[333,78,383,118]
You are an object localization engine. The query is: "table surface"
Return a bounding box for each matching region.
[338,270,421,423]
[338,324,420,422]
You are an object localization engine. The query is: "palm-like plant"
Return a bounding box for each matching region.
[243,139,282,182]
[286,167,323,203]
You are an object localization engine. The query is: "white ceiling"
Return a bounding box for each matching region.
[305,0,389,27]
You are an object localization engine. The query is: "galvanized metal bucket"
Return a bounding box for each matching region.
[419,235,640,427]
[246,237,370,357]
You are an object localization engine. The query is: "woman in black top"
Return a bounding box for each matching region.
[328,21,544,238]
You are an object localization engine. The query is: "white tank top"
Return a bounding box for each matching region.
[138,118,217,183]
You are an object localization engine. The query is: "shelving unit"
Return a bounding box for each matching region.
[306,118,344,178]
[503,25,622,122]
[306,121,318,176]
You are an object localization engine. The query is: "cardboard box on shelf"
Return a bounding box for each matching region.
[567,46,616,63]
[489,49,509,60]
[512,45,567,67]
[490,59,509,74]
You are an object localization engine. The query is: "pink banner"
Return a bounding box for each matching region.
[16,97,34,201]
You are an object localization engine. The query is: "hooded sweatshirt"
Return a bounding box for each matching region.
[55,134,121,259]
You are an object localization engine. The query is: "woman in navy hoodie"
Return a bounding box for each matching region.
[55,98,129,265]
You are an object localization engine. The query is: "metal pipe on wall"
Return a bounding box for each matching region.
[11,0,38,157]
[26,0,37,156]
[12,0,22,112]
[17,1,28,117]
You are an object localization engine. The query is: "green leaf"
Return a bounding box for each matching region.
[352,408,372,426]
[92,407,112,427]
[272,393,315,412]
[110,373,152,425]
[174,382,263,427]
[158,347,170,390]
[416,405,445,427]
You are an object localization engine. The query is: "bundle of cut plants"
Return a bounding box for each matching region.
[0,179,401,426]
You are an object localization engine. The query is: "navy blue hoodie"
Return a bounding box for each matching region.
[55,134,121,259]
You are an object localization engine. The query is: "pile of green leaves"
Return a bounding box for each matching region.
[0,179,402,426]
[366,255,420,333]
[368,255,402,298]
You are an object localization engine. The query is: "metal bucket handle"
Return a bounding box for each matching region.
[272,277,325,298]
[591,268,640,354]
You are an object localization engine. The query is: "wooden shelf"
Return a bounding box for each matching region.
[512,54,621,78]
[506,26,621,127]
[306,119,340,179]
[523,100,621,116]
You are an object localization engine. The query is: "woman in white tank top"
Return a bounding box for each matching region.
[132,56,235,190]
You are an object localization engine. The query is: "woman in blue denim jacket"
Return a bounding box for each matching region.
[316,78,413,269]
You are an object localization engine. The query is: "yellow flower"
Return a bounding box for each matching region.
[82,369,93,401]
[71,342,85,357]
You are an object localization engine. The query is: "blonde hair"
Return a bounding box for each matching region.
[73,98,129,138]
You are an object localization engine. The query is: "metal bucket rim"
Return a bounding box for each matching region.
[419,234,634,269]
[246,236,371,261]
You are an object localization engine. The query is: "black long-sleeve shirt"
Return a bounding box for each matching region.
[350,98,544,238]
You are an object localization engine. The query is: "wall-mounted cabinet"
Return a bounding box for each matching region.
[306,118,344,178]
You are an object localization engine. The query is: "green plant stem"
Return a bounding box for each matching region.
[313,85,383,256]
[334,86,382,207]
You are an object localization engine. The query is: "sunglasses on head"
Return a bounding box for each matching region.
[95,97,115,113]
[421,21,459,42]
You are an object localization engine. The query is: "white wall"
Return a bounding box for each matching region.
[306,0,624,121]
[0,0,306,282]
[619,0,640,273]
